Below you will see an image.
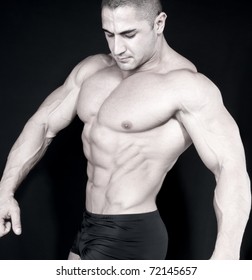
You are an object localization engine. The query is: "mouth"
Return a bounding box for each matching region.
[116,57,131,63]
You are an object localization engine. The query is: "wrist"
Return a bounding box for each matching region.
[0,184,15,197]
[210,251,240,260]
[210,245,240,260]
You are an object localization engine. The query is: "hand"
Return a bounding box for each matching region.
[0,193,22,237]
[210,250,239,260]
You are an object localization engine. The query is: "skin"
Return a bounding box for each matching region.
[0,6,251,260]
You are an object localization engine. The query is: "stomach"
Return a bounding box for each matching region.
[84,154,169,214]
[82,118,190,214]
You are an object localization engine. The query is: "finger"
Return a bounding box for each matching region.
[0,220,11,238]
[5,221,12,234]
[11,207,22,235]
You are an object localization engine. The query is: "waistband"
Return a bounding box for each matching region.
[84,209,160,221]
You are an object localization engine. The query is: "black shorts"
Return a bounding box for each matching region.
[70,209,168,260]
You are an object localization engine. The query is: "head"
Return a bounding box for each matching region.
[101,0,167,71]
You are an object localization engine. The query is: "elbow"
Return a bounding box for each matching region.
[215,159,251,195]
[215,156,249,183]
[25,116,55,145]
[45,127,57,139]
[246,172,251,210]
[218,163,251,211]
[29,113,56,139]
[246,171,251,189]
[242,172,251,224]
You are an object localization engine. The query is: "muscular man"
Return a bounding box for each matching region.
[0,0,251,260]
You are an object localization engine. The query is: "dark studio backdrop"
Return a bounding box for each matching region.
[0,0,251,260]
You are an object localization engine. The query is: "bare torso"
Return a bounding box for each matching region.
[77,51,196,214]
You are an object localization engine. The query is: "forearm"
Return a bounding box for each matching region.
[0,118,53,195]
[211,167,251,259]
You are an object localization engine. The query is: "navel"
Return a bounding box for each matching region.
[121,121,133,130]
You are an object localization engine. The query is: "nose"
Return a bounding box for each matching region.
[113,36,126,56]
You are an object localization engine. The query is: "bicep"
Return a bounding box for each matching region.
[28,54,109,137]
[29,65,83,138]
[31,86,79,138]
[177,77,246,176]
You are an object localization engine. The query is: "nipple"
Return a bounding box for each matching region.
[121,121,133,130]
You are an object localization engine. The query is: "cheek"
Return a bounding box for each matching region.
[128,38,146,55]
[138,33,155,49]
[105,36,115,51]
[106,39,113,51]
[133,38,154,58]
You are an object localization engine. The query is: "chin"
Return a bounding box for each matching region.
[117,62,138,71]
[118,65,134,71]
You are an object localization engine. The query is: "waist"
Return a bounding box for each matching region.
[86,181,159,214]
[84,208,160,221]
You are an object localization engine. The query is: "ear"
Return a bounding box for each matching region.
[155,12,167,34]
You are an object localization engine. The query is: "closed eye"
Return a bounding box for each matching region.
[102,28,137,39]
[124,33,136,39]
[106,33,114,38]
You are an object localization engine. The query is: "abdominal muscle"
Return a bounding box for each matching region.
[82,119,186,215]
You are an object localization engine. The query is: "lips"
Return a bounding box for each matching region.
[117,57,131,63]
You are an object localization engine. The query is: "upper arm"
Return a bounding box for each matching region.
[176,72,247,177]
[28,55,108,138]
[28,61,83,138]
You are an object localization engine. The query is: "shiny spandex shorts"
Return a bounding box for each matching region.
[71,209,168,260]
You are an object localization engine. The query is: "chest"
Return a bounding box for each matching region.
[77,71,178,132]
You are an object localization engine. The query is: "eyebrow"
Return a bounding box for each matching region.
[102,28,137,35]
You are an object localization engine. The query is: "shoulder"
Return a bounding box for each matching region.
[164,69,223,112]
[65,54,115,87]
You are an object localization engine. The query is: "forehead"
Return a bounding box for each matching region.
[101,6,148,32]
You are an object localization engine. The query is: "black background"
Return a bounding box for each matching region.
[0,0,251,259]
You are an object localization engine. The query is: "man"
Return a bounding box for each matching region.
[0,0,251,260]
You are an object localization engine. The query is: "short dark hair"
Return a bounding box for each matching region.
[101,0,163,26]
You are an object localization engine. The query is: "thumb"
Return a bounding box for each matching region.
[11,207,22,235]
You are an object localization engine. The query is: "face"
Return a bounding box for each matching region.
[101,6,159,71]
